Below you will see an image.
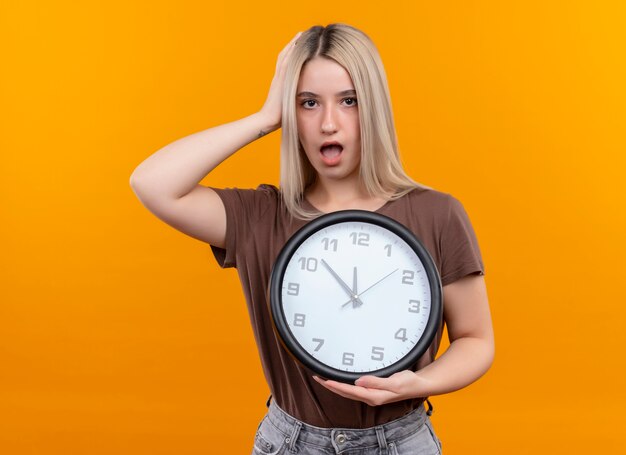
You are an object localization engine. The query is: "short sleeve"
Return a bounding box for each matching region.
[207,184,279,269]
[440,196,485,286]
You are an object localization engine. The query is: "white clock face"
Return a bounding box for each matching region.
[280,221,433,374]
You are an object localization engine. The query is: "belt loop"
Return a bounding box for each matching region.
[426,398,434,416]
[375,426,389,455]
[266,394,272,408]
[286,420,302,452]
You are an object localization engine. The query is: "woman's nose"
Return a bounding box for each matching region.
[321,106,338,133]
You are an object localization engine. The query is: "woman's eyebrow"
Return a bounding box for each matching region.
[296,89,356,98]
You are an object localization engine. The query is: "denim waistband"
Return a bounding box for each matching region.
[265,398,429,453]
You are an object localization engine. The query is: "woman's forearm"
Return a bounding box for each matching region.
[313,335,494,406]
[414,336,495,397]
[129,112,277,199]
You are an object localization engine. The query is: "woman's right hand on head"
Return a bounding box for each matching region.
[258,31,303,132]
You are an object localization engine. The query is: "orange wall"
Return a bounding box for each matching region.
[1,1,625,453]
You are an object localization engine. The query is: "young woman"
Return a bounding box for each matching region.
[130,23,494,455]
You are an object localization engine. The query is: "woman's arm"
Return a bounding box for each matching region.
[129,32,302,247]
[407,273,494,395]
[129,112,278,199]
[313,274,494,406]
[129,113,276,247]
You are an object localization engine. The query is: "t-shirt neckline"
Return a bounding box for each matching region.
[301,195,394,214]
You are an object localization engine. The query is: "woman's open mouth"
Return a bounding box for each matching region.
[320,142,343,166]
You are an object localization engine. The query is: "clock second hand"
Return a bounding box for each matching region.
[341,268,400,308]
[320,259,364,307]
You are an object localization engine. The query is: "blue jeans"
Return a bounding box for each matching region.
[252,396,443,455]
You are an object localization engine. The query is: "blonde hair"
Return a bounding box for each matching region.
[280,23,429,220]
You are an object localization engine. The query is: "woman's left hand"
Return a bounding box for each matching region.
[313,370,431,406]
[313,276,494,407]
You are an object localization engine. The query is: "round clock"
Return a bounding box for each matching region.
[269,210,443,384]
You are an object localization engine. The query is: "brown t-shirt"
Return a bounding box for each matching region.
[209,184,485,428]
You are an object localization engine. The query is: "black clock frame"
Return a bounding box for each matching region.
[269,209,443,384]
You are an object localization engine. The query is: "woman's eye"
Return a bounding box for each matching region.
[300,98,357,108]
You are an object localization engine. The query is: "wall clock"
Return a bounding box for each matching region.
[269,210,442,384]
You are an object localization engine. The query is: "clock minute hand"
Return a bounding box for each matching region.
[320,259,364,307]
[341,268,399,307]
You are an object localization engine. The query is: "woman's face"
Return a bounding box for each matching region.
[296,57,361,184]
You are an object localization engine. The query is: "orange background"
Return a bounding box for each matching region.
[1,1,625,453]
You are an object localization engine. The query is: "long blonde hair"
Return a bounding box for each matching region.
[280,23,429,220]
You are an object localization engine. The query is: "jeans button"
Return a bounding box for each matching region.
[335,433,346,444]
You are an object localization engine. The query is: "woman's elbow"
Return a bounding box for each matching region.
[483,336,495,372]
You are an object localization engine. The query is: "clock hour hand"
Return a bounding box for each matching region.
[351,266,359,309]
[342,265,360,308]
[320,259,364,307]
[341,268,399,307]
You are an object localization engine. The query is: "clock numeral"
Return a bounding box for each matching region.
[312,338,325,352]
[287,282,300,296]
[408,299,421,313]
[298,257,318,272]
[384,244,392,257]
[395,328,408,342]
[349,232,370,246]
[342,352,355,366]
[402,270,415,285]
[321,238,338,252]
[371,346,385,361]
[293,313,306,327]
